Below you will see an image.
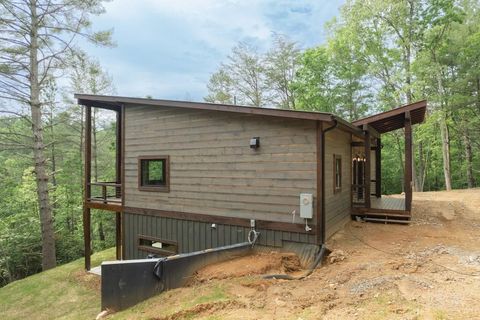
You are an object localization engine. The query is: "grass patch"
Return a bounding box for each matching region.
[0,248,115,320]
[188,284,228,307]
[111,282,231,320]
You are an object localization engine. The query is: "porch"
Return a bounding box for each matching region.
[352,196,410,221]
[81,101,125,271]
[350,100,427,221]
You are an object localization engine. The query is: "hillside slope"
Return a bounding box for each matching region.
[1,189,479,320]
[0,249,115,320]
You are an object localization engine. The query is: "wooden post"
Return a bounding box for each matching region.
[115,110,122,197]
[364,130,371,208]
[83,105,92,270]
[116,212,122,260]
[121,104,126,260]
[375,137,381,198]
[404,112,413,211]
[115,108,122,260]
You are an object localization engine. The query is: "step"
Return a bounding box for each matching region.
[362,217,411,224]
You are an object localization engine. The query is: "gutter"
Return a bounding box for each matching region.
[321,119,339,244]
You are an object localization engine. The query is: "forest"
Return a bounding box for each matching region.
[1,0,479,288]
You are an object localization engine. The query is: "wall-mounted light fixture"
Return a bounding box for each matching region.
[250,137,260,149]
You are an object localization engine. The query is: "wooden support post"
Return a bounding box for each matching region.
[364,130,371,208]
[102,185,107,203]
[121,104,126,260]
[375,137,381,198]
[316,121,324,245]
[115,110,122,198]
[404,112,413,211]
[115,108,122,260]
[116,212,121,260]
[84,105,92,270]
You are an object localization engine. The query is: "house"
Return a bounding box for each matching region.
[75,94,426,270]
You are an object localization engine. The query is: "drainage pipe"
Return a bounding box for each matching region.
[263,244,327,280]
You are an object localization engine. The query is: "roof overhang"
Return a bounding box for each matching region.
[352,100,427,134]
[74,94,364,135]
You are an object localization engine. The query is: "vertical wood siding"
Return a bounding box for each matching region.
[124,212,316,259]
[124,105,318,225]
[324,128,352,238]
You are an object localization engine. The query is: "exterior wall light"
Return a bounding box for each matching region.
[250,137,260,149]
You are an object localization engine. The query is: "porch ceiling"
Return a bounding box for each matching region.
[352,100,427,133]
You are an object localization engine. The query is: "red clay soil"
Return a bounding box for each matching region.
[110,189,480,320]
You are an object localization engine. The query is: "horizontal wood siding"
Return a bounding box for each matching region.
[325,128,352,238]
[123,212,316,259]
[124,105,318,225]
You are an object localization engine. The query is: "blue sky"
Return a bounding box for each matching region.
[84,0,345,101]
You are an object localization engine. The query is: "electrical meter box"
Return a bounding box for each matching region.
[299,193,313,219]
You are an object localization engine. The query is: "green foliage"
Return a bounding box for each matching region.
[291,47,335,112]
[0,109,117,287]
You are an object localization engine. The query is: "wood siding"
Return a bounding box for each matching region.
[124,105,318,225]
[324,128,352,238]
[123,212,316,259]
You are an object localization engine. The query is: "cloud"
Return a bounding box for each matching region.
[83,0,344,100]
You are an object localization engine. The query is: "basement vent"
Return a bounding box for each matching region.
[137,235,178,256]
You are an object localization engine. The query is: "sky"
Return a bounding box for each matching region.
[83,0,345,101]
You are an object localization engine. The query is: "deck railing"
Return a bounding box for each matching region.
[87,182,122,204]
[352,183,366,204]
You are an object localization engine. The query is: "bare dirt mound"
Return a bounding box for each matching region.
[412,188,480,221]
[192,251,302,283]
[112,190,480,320]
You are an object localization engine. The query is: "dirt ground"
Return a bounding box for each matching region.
[115,189,480,320]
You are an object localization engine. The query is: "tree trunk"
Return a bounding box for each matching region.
[440,115,452,191]
[395,132,405,193]
[415,141,425,192]
[49,108,57,205]
[462,127,475,188]
[433,48,452,191]
[29,0,56,270]
[99,222,105,241]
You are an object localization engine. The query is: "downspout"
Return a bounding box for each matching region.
[321,118,338,244]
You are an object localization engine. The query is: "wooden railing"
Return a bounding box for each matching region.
[87,182,122,204]
[352,183,366,204]
[352,179,377,205]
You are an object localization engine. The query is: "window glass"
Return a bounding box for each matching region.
[334,155,342,192]
[139,156,169,191]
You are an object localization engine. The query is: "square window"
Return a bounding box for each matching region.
[138,156,170,192]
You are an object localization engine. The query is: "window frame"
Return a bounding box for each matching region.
[137,234,178,256]
[138,155,170,192]
[333,154,342,193]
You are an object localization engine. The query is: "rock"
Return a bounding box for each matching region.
[441,204,456,220]
[328,250,347,264]
[96,310,111,320]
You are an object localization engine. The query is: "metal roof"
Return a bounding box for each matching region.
[352,100,427,133]
[74,94,363,135]
[74,94,426,136]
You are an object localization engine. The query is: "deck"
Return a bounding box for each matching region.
[371,196,405,211]
[86,182,123,211]
[352,196,410,221]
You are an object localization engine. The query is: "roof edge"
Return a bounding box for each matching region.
[74,94,366,136]
[352,100,427,127]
